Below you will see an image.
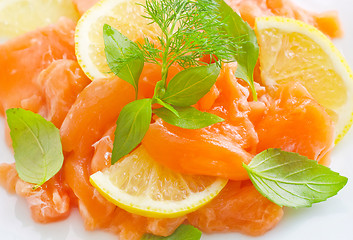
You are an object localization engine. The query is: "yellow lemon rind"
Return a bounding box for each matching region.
[90,171,227,218]
[75,0,128,80]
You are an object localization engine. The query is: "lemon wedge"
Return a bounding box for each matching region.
[90,146,228,218]
[0,0,79,40]
[255,16,353,143]
[75,0,160,80]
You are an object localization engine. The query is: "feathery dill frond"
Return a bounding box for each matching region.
[139,0,240,69]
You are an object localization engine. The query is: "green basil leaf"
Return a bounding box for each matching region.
[103,24,144,96]
[153,106,224,129]
[216,0,259,100]
[153,98,180,118]
[111,99,152,164]
[141,224,202,240]
[162,64,220,107]
[6,108,64,186]
[243,149,348,208]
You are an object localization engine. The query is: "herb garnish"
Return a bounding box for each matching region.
[106,0,260,162]
[6,108,64,186]
[243,149,348,208]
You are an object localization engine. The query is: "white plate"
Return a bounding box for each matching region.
[1,0,353,239]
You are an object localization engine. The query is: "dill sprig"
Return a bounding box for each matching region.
[140,0,238,85]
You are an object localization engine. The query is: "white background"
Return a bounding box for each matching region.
[1,0,353,239]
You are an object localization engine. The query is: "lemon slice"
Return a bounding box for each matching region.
[255,16,353,143]
[0,0,79,40]
[90,146,228,218]
[75,0,160,80]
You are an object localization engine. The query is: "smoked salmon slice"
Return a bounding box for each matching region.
[0,18,76,115]
[0,163,71,223]
[188,180,284,236]
[37,59,91,128]
[256,82,334,165]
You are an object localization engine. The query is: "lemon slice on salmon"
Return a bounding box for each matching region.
[75,0,160,80]
[0,0,79,40]
[255,16,353,143]
[90,146,228,218]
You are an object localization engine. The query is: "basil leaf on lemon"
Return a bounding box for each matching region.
[103,24,144,97]
[162,64,220,107]
[216,0,259,100]
[153,106,224,129]
[112,99,152,164]
[243,149,348,208]
[141,224,202,240]
[6,108,64,186]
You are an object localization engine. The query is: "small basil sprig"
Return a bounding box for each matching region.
[243,149,348,208]
[6,108,64,186]
[141,224,202,240]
